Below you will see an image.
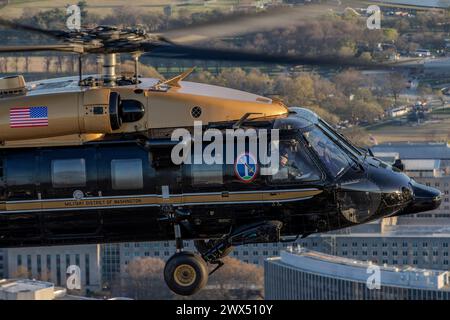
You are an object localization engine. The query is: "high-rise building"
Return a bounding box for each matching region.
[265,249,450,300]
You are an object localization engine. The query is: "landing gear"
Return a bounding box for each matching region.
[196,221,283,275]
[160,206,209,296]
[161,208,283,296]
[164,252,208,296]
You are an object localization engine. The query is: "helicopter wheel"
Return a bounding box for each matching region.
[164,251,209,296]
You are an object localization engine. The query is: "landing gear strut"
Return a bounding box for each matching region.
[161,209,283,296]
[160,207,209,296]
[196,220,283,275]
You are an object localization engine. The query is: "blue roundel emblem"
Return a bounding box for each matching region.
[234,153,258,183]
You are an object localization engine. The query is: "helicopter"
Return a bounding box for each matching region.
[0,8,443,296]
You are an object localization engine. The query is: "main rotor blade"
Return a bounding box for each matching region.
[0,18,68,40]
[0,45,83,54]
[160,0,362,44]
[141,42,385,68]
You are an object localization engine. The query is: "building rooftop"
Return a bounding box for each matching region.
[0,279,53,293]
[402,159,441,171]
[315,224,450,238]
[0,279,103,300]
[373,142,450,160]
[0,279,55,300]
[270,249,450,290]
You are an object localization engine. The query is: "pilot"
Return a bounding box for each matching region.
[273,151,304,180]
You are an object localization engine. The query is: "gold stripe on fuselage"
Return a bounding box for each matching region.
[3,189,322,213]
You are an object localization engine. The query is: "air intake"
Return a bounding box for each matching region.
[0,75,27,98]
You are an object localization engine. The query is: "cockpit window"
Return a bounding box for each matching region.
[271,139,321,183]
[303,126,353,178]
[319,120,363,157]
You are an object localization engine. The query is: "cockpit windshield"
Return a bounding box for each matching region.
[271,139,322,183]
[318,119,363,158]
[303,126,354,178]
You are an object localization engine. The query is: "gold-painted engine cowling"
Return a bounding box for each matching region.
[0,88,145,142]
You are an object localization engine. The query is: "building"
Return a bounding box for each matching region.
[402,159,443,178]
[387,105,411,118]
[265,249,450,300]
[0,278,105,300]
[373,143,450,219]
[372,142,450,161]
[5,245,102,293]
[299,221,450,271]
[0,279,55,300]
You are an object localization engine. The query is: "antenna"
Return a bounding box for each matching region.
[78,54,83,85]
[132,53,142,85]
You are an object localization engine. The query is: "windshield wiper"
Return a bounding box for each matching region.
[337,167,346,176]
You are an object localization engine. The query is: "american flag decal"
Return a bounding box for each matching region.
[10,106,49,128]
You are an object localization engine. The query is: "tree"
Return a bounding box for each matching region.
[113,257,173,300]
[386,73,407,106]
[38,268,52,282]
[77,1,88,20]
[333,70,367,98]
[12,266,30,279]
[383,28,399,43]
[25,56,30,73]
[186,257,264,300]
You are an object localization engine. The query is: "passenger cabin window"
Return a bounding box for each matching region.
[191,164,223,186]
[271,140,321,183]
[51,159,86,188]
[111,159,143,190]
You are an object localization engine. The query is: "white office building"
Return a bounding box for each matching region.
[265,248,450,300]
[5,245,102,293]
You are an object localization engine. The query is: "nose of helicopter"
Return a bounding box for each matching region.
[403,179,442,215]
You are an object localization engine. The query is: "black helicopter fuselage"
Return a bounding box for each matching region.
[0,109,442,248]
